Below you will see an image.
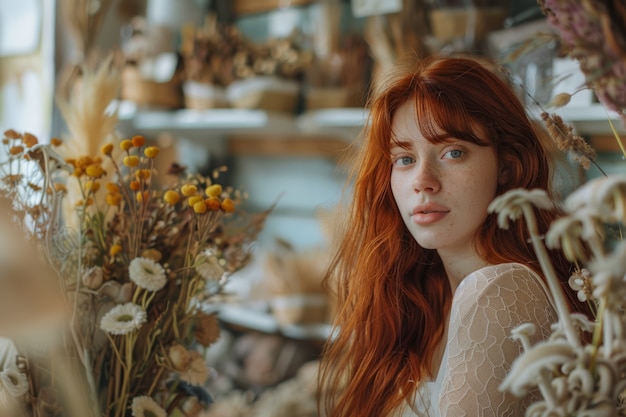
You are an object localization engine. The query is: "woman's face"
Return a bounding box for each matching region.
[389,100,503,260]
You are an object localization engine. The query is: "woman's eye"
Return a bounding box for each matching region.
[393,156,414,166]
[444,149,464,159]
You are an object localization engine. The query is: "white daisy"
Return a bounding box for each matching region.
[131,395,167,417]
[100,302,147,335]
[195,251,225,281]
[129,257,167,292]
[0,368,29,397]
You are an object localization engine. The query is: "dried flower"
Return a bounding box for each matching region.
[0,368,29,397]
[205,184,222,198]
[124,155,140,167]
[100,302,147,335]
[131,135,145,148]
[101,143,114,156]
[9,146,24,155]
[194,312,220,347]
[181,184,197,196]
[82,266,104,290]
[193,201,208,214]
[167,344,191,371]
[195,251,225,281]
[205,197,221,211]
[179,351,209,386]
[131,396,167,417]
[568,268,592,302]
[85,164,105,178]
[221,198,235,213]
[163,190,180,205]
[188,195,203,207]
[109,244,122,256]
[129,257,166,292]
[541,112,596,170]
[120,139,133,151]
[144,146,159,158]
[22,133,38,148]
[140,249,162,262]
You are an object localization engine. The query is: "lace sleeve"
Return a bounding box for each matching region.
[436,263,558,417]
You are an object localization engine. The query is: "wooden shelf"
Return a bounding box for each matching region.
[117,102,624,156]
[233,0,315,16]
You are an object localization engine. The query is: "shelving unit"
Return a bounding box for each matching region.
[118,101,622,146]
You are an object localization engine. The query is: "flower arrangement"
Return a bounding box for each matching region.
[490,1,626,415]
[0,66,268,416]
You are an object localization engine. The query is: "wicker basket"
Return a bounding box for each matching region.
[121,66,183,109]
[183,81,229,109]
[305,86,363,110]
[226,76,300,113]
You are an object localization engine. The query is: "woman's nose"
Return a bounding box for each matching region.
[412,162,441,193]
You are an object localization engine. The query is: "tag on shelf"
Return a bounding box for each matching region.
[351,0,402,18]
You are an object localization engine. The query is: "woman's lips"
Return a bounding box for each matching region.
[411,204,450,225]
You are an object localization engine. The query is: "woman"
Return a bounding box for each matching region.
[318,55,589,417]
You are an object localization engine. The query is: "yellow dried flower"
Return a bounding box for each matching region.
[129,180,142,191]
[75,197,94,207]
[124,155,140,167]
[106,193,122,206]
[205,197,221,211]
[188,195,203,207]
[85,180,100,193]
[72,167,84,177]
[141,249,162,262]
[136,191,150,202]
[221,198,235,213]
[9,146,24,155]
[101,143,114,156]
[205,184,222,198]
[22,133,38,148]
[50,137,62,146]
[109,244,122,256]
[131,135,145,147]
[144,146,160,158]
[77,156,95,169]
[135,169,152,180]
[2,138,8,144]
[4,129,21,139]
[120,139,133,151]
[85,164,105,178]
[106,183,120,193]
[164,190,180,205]
[193,201,208,214]
[181,184,197,197]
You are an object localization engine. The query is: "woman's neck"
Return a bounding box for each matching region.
[438,249,491,293]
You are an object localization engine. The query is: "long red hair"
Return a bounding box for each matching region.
[318,55,588,417]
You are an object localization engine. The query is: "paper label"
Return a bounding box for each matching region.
[351,0,402,18]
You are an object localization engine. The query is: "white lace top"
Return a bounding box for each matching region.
[401,263,558,417]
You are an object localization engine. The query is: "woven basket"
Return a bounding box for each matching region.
[121,66,183,109]
[306,87,363,110]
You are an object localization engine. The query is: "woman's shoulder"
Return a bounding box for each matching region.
[455,262,553,308]
[460,263,540,289]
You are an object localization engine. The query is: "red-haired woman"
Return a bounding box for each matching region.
[318,55,589,416]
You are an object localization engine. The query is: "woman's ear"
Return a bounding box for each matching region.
[498,162,512,186]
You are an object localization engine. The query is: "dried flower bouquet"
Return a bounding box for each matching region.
[0,65,268,416]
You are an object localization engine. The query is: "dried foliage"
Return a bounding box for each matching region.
[0,122,268,416]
